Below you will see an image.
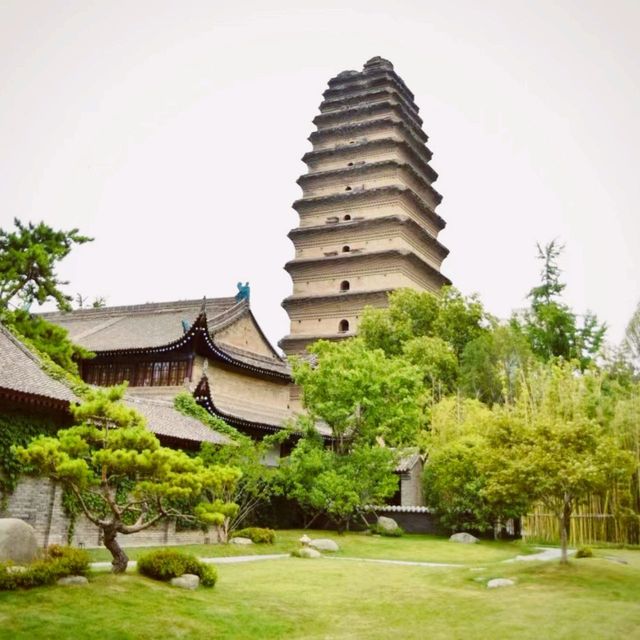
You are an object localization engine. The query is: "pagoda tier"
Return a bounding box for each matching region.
[280,56,450,355]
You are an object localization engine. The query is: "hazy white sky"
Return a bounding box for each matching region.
[0,0,638,349]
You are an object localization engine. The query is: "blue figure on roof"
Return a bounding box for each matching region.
[235,282,250,302]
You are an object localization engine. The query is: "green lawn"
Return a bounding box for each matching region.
[1,550,639,639]
[87,529,535,565]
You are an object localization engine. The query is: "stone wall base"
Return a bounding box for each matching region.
[1,477,218,548]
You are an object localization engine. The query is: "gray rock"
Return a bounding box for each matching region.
[170,574,200,589]
[229,537,253,545]
[449,532,479,544]
[377,516,399,532]
[0,518,40,564]
[604,556,629,565]
[295,547,322,559]
[487,578,515,589]
[56,575,88,586]
[309,538,340,552]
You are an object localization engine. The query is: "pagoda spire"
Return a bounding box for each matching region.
[280,57,450,356]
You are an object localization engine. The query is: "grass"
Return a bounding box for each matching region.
[0,549,639,639]
[87,529,535,565]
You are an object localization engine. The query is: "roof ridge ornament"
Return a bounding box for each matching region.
[235,282,250,302]
[200,296,207,314]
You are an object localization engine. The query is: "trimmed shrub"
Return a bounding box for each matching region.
[0,545,90,591]
[232,527,275,544]
[369,523,404,537]
[576,546,594,559]
[137,549,217,587]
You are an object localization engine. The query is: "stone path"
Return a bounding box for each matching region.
[505,547,576,563]
[327,556,459,568]
[91,546,573,572]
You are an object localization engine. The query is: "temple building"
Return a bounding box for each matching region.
[0,322,233,545]
[40,295,306,453]
[280,56,450,355]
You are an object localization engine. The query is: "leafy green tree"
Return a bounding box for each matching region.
[422,397,528,532]
[282,434,398,532]
[360,287,488,359]
[623,300,640,375]
[521,241,606,369]
[482,363,635,563]
[460,323,533,405]
[3,309,93,376]
[293,338,425,451]
[15,386,241,572]
[402,336,459,399]
[198,430,288,540]
[0,219,92,312]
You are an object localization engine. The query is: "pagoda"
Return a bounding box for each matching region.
[280,56,451,355]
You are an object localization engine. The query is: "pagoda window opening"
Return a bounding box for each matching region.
[348,162,354,166]
[345,186,352,191]
[340,280,350,292]
[339,319,350,332]
[343,214,351,221]
[342,245,351,253]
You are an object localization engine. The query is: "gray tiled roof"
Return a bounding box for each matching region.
[216,342,291,376]
[0,324,77,404]
[124,395,232,446]
[395,450,422,473]
[40,297,238,351]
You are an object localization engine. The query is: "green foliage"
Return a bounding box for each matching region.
[520,241,606,369]
[0,545,89,591]
[369,523,404,537]
[0,218,92,312]
[293,338,425,449]
[174,392,244,442]
[360,287,488,360]
[232,527,275,543]
[2,309,93,376]
[421,397,524,532]
[137,549,217,587]
[623,299,640,376]
[282,437,398,531]
[576,546,594,558]
[402,335,459,397]
[460,323,533,405]
[197,429,288,537]
[423,364,638,551]
[14,385,241,572]
[0,410,62,501]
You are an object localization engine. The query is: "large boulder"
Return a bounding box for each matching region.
[377,516,399,533]
[449,532,479,544]
[170,574,200,590]
[229,537,253,545]
[295,547,321,559]
[310,538,340,552]
[0,519,39,564]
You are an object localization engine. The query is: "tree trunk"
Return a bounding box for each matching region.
[559,496,572,565]
[103,526,129,573]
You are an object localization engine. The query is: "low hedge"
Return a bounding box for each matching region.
[0,545,90,591]
[137,549,217,587]
[232,527,275,544]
